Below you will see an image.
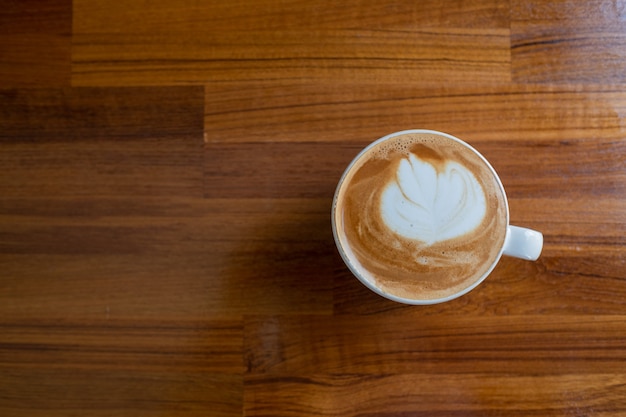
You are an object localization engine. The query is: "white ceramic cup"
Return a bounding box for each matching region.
[332,129,543,304]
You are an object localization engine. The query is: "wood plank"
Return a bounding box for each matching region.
[512,0,626,83]
[244,315,626,375]
[0,251,333,319]
[0,367,241,417]
[72,30,509,86]
[245,373,626,416]
[0,0,71,86]
[0,320,242,373]
[204,142,363,198]
[0,87,204,198]
[72,0,509,86]
[0,87,204,140]
[205,83,626,143]
[509,198,626,256]
[481,138,626,199]
[73,0,509,33]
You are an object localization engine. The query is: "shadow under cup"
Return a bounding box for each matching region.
[332,130,512,305]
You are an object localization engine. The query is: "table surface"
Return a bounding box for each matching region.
[1,1,626,416]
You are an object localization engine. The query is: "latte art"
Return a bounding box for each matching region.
[333,131,508,301]
[381,154,486,245]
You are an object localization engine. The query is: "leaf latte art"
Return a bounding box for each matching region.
[334,132,508,301]
[380,154,486,245]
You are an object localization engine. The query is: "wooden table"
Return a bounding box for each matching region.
[1,1,625,415]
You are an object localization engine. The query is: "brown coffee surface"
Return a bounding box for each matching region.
[334,132,508,300]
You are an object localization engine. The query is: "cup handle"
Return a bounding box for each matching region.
[502,225,543,261]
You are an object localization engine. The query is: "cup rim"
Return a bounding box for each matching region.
[331,129,510,305]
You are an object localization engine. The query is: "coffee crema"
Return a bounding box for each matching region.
[333,132,508,301]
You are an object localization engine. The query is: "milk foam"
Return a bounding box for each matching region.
[335,131,508,301]
[380,153,486,245]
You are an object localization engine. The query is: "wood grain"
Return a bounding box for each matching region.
[2,367,242,417]
[0,87,205,198]
[1,320,242,372]
[2,0,626,416]
[512,0,626,83]
[205,83,626,143]
[244,315,626,374]
[73,30,510,86]
[245,373,626,416]
[72,0,509,33]
[0,198,335,318]
[0,0,71,86]
[72,0,510,86]
[205,142,363,198]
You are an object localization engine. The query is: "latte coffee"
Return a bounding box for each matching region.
[332,131,509,302]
